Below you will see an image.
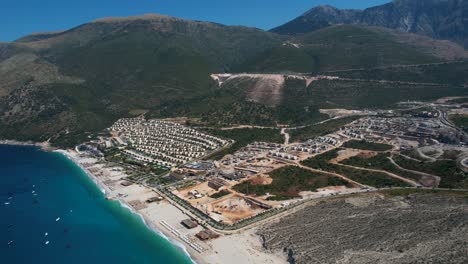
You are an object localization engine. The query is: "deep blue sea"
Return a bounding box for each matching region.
[0,144,193,264]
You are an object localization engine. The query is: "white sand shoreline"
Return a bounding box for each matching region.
[57,149,203,263]
[115,195,196,263]
[1,141,199,262]
[60,149,286,264]
[1,141,201,262]
[56,149,111,194]
[2,142,286,264]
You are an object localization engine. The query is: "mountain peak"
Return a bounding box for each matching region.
[313,5,338,11]
[271,0,467,48]
[271,4,361,35]
[92,14,179,23]
[303,5,339,16]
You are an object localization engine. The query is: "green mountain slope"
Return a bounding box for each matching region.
[325,61,468,86]
[0,15,467,147]
[0,15,282,146]
[307,79,468,109]
[240,25,454,73]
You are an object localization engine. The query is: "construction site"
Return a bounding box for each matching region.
[172,179,272,225]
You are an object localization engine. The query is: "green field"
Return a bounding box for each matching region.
[301,150,410,188]
[233,166,349,200]
[449,114,468,132]
[340,153,425,184]
[393,155,468,189]
[400,149,432,161]
[342,140,393,151]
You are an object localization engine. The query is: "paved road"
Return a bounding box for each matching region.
[319,60,467,74]
[151,171,468,234]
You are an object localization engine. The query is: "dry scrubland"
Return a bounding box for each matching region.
[258,191,468,264]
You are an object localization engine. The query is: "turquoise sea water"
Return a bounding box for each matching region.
[0,144,193,264]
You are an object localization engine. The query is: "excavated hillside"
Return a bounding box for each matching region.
[1,14,467,146]
[211,74,330,107]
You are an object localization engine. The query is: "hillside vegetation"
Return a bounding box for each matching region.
[243,25,441,73]
[307,79,468,109]
[301,149,410,188]
[0,16,282,146]
[0,16,467,147]
[233,166,349,200]
[327,61,468,86]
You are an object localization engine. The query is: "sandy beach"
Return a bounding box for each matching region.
[59,149,286,264]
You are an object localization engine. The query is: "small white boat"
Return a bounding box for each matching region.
[55,217,60,222]
[32,190,35,194]
[45,232,48,236]
[45,241,50,245]
[4,202,10,205]
[8,240,14,245]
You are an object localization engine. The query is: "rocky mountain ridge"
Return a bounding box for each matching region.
[271,0,468,48]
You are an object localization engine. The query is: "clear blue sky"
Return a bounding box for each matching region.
[1,0,391,42]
